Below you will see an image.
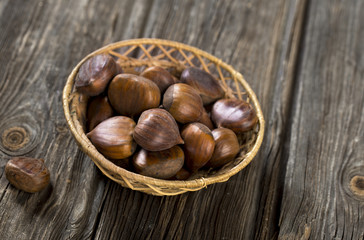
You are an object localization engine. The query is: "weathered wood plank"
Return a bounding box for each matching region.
[92,0,308,239]
[3,0,362,239]
[0,0,307,239]
[0,0,152,239]
[278,0,364,239]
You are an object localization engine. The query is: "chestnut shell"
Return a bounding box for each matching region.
[5,157,50,193]
[108,74,161,118]
[87,95,114,131]
[133,146,184,179]
[133,108,184,151]
[181,122,215,172]
[206,128,240,168]
[211,98,258,133]
[163,83,204,124]
[180,67,224,105]
[87,116,136,159]
[75,54,118,96]
[140,66,176,93]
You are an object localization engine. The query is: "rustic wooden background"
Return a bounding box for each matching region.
[0,0,363,239]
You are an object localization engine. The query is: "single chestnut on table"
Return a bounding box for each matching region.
[181,122,215,172]
[75,54,118,96]
[206,128,240,168]
[140,66,176,93]
[132,146,184,179]
[108,73,161,118]
[133,108,184,151]
[211,98,258,133]
[87,116,137,159]
[180,67,225,105]
[5,157,50,193]
[163,83,204,124]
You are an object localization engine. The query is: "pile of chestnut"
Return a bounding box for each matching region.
[75,53,258,180]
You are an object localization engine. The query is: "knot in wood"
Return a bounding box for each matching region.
[350,175,364,197]
[2,127,30,151]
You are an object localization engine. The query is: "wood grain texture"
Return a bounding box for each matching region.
[0,0,363,239]
[278,0,364,239]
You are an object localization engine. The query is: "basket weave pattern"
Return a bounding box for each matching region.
[63,39,265,196]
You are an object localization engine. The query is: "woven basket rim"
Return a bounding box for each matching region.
[62,38,265,191]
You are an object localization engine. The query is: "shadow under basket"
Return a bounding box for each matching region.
[62,38,265,196]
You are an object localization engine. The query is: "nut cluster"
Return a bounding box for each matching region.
[77,53,258,180]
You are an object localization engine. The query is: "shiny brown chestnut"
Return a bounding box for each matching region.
[173,167,192,180]
[206,128,240,168]
[5,157,50,193]
[87,116,136,159]
[198,108,214,130]
[108,74,161,117]
[163,83,204,124]
[132,146,184,179]
[140,66,176,93]
[133,108,184,151]
[181,122,215,172]
[180,67,224,105]
[87,95,114,131]
[211,98,258,133]
[75,54,118,96]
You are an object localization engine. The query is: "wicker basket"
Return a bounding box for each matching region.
[62,38,265,196]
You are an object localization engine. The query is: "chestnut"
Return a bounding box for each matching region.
[75,54,118,96]
[108,74,161,118]
[163,83,204,124]
[206,128,240,168]
[87,95,114,131]
[180,67,224,105]
[140,66,176,93]
[181,122,215,172]
[5,157,50,193]
[132,146,184,179]
[87,116,136,159]
[211,98,258,133]
[133,108,184,151]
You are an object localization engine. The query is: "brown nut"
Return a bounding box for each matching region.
[140,66,176,93]
[108,74,161,118]
[133,108,184,151]
[87,95,114,131]
[132,146,184,179]
[163,83,204,124]
[211,98,258,133]
[75,54,118,96]
[180,67,224,105]
[206,128,240,168]
[5,157,50,193]
[87,116,136,159]
[173,167,192,180]
[181,122,215,172]
[198,108,214,130]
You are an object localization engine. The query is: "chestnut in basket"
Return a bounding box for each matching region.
[206,128,240,168]
[181,123,215,172]
[5,157,50,193]
[180,67,224,105]
[75,54,118,96]
[163,83,204,124]
[132,146,184,179]
[133,108,183,151]
[87,116,136,159]
[87,95,114,131]
[211,98,258,133]
[108,74,161,118]
[198,108,214,130]
[140,66,176,93]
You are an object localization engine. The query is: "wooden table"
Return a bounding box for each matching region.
[0,0,363,239]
